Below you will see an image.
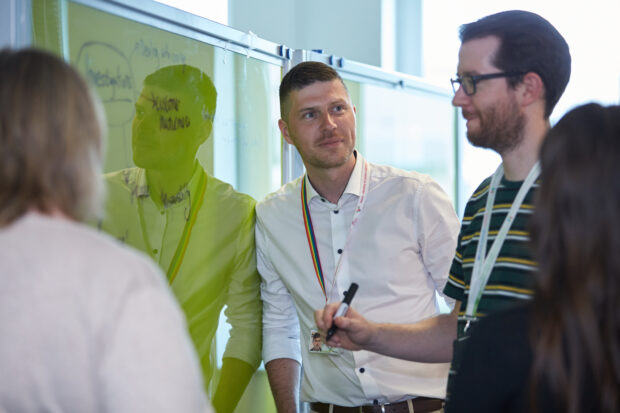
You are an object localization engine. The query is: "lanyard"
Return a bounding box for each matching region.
[137,169,207,285]
[301,160,369,302]
[465,161,540,319]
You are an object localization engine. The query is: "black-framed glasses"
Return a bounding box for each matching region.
[450,72,526,96]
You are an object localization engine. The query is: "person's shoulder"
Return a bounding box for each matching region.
[461,174,494,216]
[70,218,161,275]
[23,214,163,286]
[206,174,256,209]
[470,174,494,199]
[200,174,258,223]
[367,161,449,199]
[84,229,169,296]
[255,176,303,213]
[104,167,142,196]
[368,161,436,185]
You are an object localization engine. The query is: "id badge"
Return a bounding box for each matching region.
[308,329,339,355]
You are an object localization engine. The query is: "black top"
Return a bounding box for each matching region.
[445,304,602,413]
[446,305,533,413]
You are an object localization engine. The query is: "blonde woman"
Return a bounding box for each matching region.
[0,48,211,413]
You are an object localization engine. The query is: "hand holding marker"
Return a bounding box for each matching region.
[326,283,359,342]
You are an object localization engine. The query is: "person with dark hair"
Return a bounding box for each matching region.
[0,48,210,412]
[99,64,262,413]
[458,10,570,119]
[310,332,323,352]
[258,60,459,412]
[316,9,572,407]
[447,103,620,412]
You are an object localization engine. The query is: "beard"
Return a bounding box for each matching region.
[466,97,525,154]
[300,130,356,170]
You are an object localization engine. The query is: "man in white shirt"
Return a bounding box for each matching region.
[256,61,460,413]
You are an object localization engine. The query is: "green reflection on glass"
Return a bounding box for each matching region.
[31,2,282,411]
[132,65,216,205]
[101,65,263,413]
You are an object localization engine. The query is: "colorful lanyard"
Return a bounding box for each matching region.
[137,169,207,285]
[301,160,369,302]
[465,161,540,323]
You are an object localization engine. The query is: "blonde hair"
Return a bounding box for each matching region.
[0,48,105,227]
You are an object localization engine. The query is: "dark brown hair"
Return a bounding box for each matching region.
[0,48,104,226]
[279,61,346,120]
[460,10,571,119]
[530,103,620,412]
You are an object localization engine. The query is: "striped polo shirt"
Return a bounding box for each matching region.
[443,174,540,338]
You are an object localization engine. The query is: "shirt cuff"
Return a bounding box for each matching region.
[262,327,302,365]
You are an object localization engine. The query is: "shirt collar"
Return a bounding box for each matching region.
[342,150,364,197]
[136,170,149,198]
[303,150,365,202]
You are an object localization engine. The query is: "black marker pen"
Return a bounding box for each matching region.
[326,283,359,342]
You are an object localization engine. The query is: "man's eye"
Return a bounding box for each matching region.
[302,111,315,119]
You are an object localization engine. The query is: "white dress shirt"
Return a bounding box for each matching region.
[0,212,211,413]
[256,152,459,406]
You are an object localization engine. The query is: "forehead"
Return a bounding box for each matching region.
[457,35,501,74]
[289,79,350,109]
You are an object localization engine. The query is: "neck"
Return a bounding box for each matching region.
[501,117,549,181]
[145,160,197,207]
[35,207,73,221]
[306,156,356,204]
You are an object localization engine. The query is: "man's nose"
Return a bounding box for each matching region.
[322,112,337,129]
[452,85,469,107]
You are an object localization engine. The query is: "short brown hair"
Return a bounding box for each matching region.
[279,61,347,120]
[0,48,105,227]
[460,10,571,119]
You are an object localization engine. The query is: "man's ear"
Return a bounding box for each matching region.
[203,122,213,142]
[519,72,545,107]
[278,119,294,145]
[193,121,211,152]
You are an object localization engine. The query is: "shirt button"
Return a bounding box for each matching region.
[333,210,339,214]
[337,249,343,254]
[359,368,365,373]
[321,198,326,202]
[152,249,158,255]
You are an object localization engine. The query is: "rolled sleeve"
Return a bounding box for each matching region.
[256,215,302,364]
[222,205,263,370]
[443,237,466,303]
[415,178,460,307]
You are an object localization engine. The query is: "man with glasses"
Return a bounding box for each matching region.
[316,9,571,407]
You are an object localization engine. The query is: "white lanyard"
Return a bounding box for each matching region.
[465,161,540,319]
